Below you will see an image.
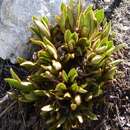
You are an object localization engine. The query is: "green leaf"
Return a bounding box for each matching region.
[78,37,90,47]
[78,13,84,29]
[43,37,55,48]
[5,78,36,93]
[68,68,78,82]
[20,61,35,68]
[71,32,78,43]
[64,92,71,98]
[77,115,83,124]
[85,93,93,102]
[95,9,104,24]
[41,16,49,26]
[21,82,36,92]
[46,45,58,60]
[104,46,115,56]
[60,3,67,32]
[61,2,67,14]
[30,26,42,40]
[71,103,77,110]
[18,96,35,103]
[105,67,117,80]
[10,68,21,82]
[41,65,53,71]
[78,87,87,93]
[33,90,46,96]
[71,83,79,92]
[30,38,46,48]
[5,78,21,89]
[74,95,81,105]
[33,19,50,38]
[17,57,26,64]
[38,50,51,61]
[102,22,111,38]
[87,112,98,120]
[83,10,97,36]
[64,29,72,43]
[95,46,107,54]
[62,70,68,82]
[41,17,49,29]
[52,60,62,71]
[23,92,38,102]
[68,39,75,50]
[41,105,53,112]
[77,0,82,17]
[91,55,103,64]
[55,83,67,91]
[67,7,74,29]
[56,117,66,128]
[84,4,93,14]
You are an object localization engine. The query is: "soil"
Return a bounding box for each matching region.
[0,0,130,130]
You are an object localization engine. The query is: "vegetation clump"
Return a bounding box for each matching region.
[5,0,125,130]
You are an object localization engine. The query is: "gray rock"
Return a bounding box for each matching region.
[0,0,70,63]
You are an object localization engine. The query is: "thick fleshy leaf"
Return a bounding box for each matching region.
[105,67,117,80]
[43,37,55,48]
[52,60,62,71]
[102,22,111,38]
[33,90,47,96]
[33,19,50,38]
[87,112,98,120]
[55,83,67,91]
[46,45,58,60]
[95,46,107,54]
[5,78,21,89]
[78,87,87,93]
[41,105,53,112]
[17,57,26,64]
[91,55,103,64]
[104,46,115,56]
[41,16,49,26]
[56,117,66,128]
[71,103,77,111]
[74,95,81,105]
[5,79,35,93]
[62,70,68,82]
[64,29,72,43]
[71,32,78,43]
[64,92,71,98]
[84,4,93,14]
[20,61,35,68]
[95,9,104,24]
[30,38,46,48]
[78,37,90,47]
[77,0,82,17]
[71,83,79,92]
[68,68,78,82]
[23,92,38,102]
[77,115,83,124]
[10,68,21,82]
[67,7,74,29]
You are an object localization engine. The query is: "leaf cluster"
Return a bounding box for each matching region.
[5,0,125,130]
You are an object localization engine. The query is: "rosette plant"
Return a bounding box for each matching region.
[5,0,125,130]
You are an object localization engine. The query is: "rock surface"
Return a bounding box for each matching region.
[0,0,70,63]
